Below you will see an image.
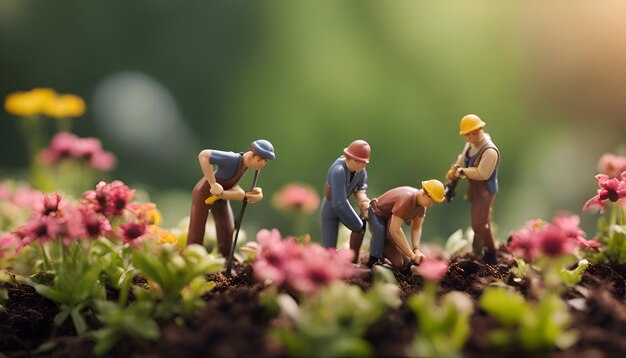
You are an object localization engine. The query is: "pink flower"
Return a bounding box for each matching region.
[21,215,60,245]
[83,180,135,217]
[583,174,626,213]
[11,185,44,209]
[119,221,147,245]
[0,233,20,257]
[40,193,64,217]
[39,132,116,171]
[77,206,111,237]
[552,214,601,249]
[508,219,544,261]
[253,229,355,293]
[414,258,449,281]
[536,225,576,258]
[508,215,599,261]
[272,184,320,214]
[598,153,626,179]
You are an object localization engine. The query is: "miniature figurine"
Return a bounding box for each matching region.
[446,114,500,264]
[187,140,275,258]
[321,140,371,262]
[367,180,445,268]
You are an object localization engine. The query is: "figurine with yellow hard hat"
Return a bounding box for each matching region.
[367,180,446,269]
[446,114,500,264]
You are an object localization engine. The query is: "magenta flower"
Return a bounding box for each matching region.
[253,229,355,293]
[508,215,599,261]
[598,153,626,179]
[83,180,135,217]
[78,205,111,238]
[413,258,449,281]
[272,183,320,214]
[21,215,60,245]
[508,219,544,261]
[552,214,600,248]
[583,174,626,213]
[40,192,64,217]
[39,132,116,171]
[119,221,147,245]
[536,225,576,258]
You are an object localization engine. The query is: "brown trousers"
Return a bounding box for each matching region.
[468,181,496,252]
[187,179,235,258]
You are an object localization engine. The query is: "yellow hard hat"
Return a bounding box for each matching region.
[459,114,486,135]
[421,179,445,203]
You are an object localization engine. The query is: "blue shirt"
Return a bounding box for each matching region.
[325,156,367,230]
[210,150,243,181]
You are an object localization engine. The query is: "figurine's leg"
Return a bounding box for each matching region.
[383,238,405,268]
[349,230,365,263]
[368,208,386,261]
[471,192,496,254]
[213,199,234,258]
[320,199,340,249]
[187,178,212,246]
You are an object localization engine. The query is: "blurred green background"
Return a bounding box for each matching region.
[1,0,625,244]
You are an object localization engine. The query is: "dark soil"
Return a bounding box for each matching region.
[2,249,626,357]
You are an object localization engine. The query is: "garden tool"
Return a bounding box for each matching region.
[225,170,260,276]
[444,178,458,202]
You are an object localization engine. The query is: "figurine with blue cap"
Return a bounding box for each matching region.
[187,139,275,258]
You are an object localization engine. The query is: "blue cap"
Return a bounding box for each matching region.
[250,139,275,160]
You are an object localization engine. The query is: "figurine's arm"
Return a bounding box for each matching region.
[198,150,223,196]
[329,167,364,231]
[458,148,498,181]
[447,147,467,180]
[410,216,426,262]
[354,190,370,219]
[388,215,419,262]
[218,185,246,201]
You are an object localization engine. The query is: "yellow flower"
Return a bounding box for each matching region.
[4,88,56,116]
[43,94,86,118]
[150,226,180,246]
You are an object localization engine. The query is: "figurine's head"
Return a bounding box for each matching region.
[248,139,275,170]
[421,179,445,206]
[459,114,485,135]
[343,140,370,163]
[250,139,276,160]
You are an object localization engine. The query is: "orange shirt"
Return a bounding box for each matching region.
[370,186,426,223]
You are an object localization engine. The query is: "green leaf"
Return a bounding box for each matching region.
[71,304,88,335]
[34,284,68,304]
[479,287,528,326]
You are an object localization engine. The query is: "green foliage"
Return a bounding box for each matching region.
[90,238,136,305]
[408,284,473,357]
[130,242,224,319]
[479,287,577,351]
[90,300,159,356]
[511,257,530,281]
[269,266,401,358]
[560,259,589,288]
[593,224,626,264]
[30,241,106,335]
[444,228,473,258]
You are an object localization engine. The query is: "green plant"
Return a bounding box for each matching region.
[479,287,577,351]
[408,285,473,357]
[560,259,590,288]
[90,300,159,356]
[269,266,401,358]
[130,242,223,320]
[30,241,105,335]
